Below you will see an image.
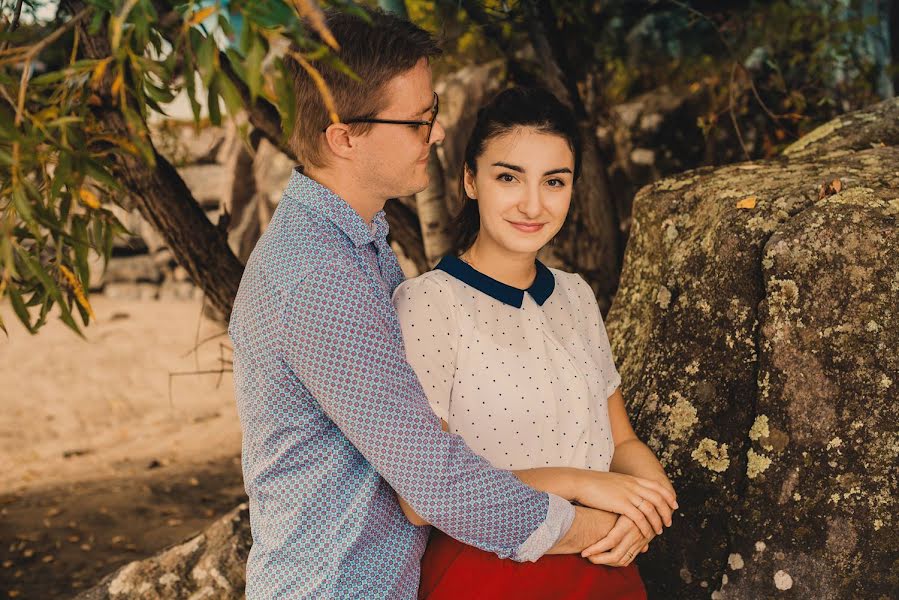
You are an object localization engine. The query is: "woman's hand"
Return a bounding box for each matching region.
[581,514,653,567]
[572,471,677,540]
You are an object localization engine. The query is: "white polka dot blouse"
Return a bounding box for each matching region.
[393,255,621,472]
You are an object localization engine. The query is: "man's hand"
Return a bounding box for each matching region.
[572,471,676,539]
[580,514,654,567]
[546,505,618,555]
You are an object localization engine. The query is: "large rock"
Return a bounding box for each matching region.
[606,97,898,598]
[76,504,250,600]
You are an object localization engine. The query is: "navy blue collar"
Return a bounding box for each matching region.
[436,255,555,308]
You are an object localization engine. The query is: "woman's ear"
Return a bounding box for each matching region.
[463,165,478,200]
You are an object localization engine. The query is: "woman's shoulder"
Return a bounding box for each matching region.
[392,268,458,305]
[546,265,593,300]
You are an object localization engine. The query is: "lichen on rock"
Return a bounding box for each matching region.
[660,392,699,441]
[691,438,730,473]
[746,449,772,479]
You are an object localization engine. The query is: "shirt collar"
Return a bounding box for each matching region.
[436,254,555,308]
[284,167,389,247]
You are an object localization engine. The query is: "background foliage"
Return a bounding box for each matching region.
[0,0,893,336]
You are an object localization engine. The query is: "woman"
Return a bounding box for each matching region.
[392,87,677,599]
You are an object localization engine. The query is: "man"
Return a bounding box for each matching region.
[229,8,625,598]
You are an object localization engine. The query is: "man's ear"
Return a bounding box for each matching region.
[463,165,478,199]
[322,124,355,160]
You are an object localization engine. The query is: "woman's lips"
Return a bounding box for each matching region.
[508,221,545,233]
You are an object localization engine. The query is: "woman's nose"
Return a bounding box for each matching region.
[518,187,543,218]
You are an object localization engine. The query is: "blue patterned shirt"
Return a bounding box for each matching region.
[229,169,575,599]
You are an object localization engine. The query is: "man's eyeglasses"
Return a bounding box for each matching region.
[323,92,439,143]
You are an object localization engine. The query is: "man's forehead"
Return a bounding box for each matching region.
[380,62,434,115]
[380,89,434,116]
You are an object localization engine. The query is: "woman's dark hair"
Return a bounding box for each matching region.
[449,86,582,255]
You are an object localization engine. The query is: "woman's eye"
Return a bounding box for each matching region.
[546,178,565,187]
[498,173,516,183]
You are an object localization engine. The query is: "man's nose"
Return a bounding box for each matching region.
[429,119,446,145]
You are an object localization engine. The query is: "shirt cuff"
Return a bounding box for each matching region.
[509,492,576,563]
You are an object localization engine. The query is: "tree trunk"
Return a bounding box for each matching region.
[66,0,244,320]
[415,149,453,266]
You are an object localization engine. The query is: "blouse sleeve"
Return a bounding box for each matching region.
[392,275,459,422]
[576,275,622,399]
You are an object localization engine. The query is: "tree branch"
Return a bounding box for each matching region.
[64,0,244,319]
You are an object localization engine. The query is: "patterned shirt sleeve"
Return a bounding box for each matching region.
[279,262,574,562]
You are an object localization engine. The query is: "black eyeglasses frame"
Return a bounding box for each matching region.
[321,92,439,142]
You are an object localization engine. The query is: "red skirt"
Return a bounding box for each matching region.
[418,528,648,600]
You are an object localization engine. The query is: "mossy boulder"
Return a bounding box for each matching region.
[606,97,898,599]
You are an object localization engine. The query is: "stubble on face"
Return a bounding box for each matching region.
[359,58,439,200]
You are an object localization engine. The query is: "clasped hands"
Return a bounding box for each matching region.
[573,472,677,568]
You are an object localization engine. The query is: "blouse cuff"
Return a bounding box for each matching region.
[605,367,622,398]
[509,492,575,563]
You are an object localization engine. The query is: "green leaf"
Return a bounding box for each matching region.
[249,0,296,30]
[183,54,202,127]
[73,217,91,285]
[217,13,235,40]
[143,93,169,117]
[83,159,123,192]
[12,186,33,223]
[34,291,51,329]
[323,53,362,83]
[218,72,244,117]
[51,153,71,200]
[207,75,222,126]
[224,48,248,82]
[18,250,64,305]
[274,59,296,142]
[0,234,15,279]
[57,296,85,339]
[245,33,266,102]
[144,79,177,104]
[8,286,35,334]
[25,288,44,307]
[29,70,70,86]
[102,219,115,264]
[197,33,217,87]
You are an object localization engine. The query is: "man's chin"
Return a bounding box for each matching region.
[400,173,430,198]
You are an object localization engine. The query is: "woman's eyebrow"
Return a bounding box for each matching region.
[491,162,573,176]
[543,167,573,176]
[492,161,524,172]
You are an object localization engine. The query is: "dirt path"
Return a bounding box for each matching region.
[1,294,245,598]
[1,458,247,598]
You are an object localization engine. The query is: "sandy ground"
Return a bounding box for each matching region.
[0,294,246,598]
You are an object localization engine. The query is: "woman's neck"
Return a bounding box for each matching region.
[461,237,538,289]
